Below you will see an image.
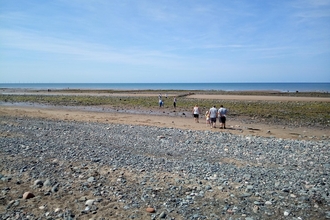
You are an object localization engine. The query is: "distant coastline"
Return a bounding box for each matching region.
[0,82,329,92]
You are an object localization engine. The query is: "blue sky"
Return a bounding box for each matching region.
[1,0,329,83]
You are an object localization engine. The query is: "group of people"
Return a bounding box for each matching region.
[157,94,228,129]
[158,93,177,108]
[193,104,228,129]
[158,93,167,107]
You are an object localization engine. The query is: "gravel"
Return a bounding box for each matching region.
[0,115,329,220]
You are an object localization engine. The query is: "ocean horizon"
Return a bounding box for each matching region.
[0,83,329,92]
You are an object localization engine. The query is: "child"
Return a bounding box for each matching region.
[205,111,210,126]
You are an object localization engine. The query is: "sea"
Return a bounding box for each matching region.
[0,83,329,92]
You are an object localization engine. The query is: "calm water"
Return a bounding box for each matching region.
[0,83,329,92]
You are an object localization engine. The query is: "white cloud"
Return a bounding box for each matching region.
[0,28,194,68]
[0,0,329,83]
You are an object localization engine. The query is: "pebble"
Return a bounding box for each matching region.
[159,211,166,218]
[43,179,52,187]
[79,196,87,202]
[34,179,43,187]
[87,177,95,183]
[265,201,272,205]
[51,184,59,193]
[0,116,329,219]
[85,199,94,206]
[22,192,35,200]
[146,207,155,213]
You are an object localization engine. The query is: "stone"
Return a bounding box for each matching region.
[87,177,95,183]
[85,199,95,206]
[246,185,254,191]
[290,194,296,198]
[6,200,16,209]
[34,179,43,187]
[51,184,59,193]
[240,193,252,198]
[23,192,35,199]
[227,209,234,214]
[253,205,259,213]
[243,174,251,180]
[146,207,155,213]
[1,113,329,220]
[159,211,166,218]
[79,196,87,202]
[265,201,272,205]
[43,179,52,187]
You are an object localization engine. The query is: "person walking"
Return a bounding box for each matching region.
[192,104,200,123]
[209,105,218,128]
[205,110,210,126]
[218,105,228,129]
[173,97,177,109]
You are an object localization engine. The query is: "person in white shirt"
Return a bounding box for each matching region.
[218,105,228,129]
[209,106,218,128]
[192,104,200,123]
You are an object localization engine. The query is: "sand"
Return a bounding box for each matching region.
[1,90,329,140]
[0,90,329,219]
[1,89,329,140]
[2,90,330,102]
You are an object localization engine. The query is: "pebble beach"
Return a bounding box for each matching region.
[1,114,329,220]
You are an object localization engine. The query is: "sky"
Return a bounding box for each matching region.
[0,0,330,83]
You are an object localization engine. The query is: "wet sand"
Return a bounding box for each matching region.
[0,104,328,141]
[188,94,330,102]
[1,89,329,140]
[2,90,330,102]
